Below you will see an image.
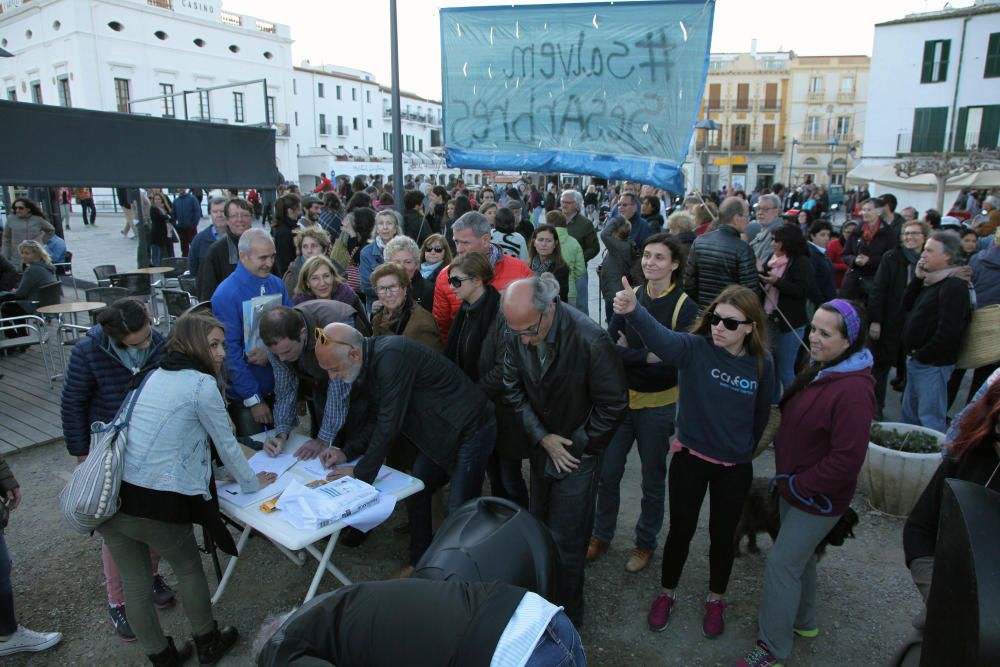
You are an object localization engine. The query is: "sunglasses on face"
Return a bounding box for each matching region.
[448,275,475,289]
[314,327,354,349]
[425,246,445,253]
[709,313,752,331]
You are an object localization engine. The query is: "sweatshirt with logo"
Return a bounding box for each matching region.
[625,304,777,464]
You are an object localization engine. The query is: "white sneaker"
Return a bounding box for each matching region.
[0,625,62,656]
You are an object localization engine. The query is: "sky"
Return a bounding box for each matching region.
[224,0,968,101]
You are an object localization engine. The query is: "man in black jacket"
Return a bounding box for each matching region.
[196,198,253,301]
[502,275,628,626]
[316,324,496,575]
[684,197,758,309]
[402,190,432,245]
[901,230,972,432]
[253,579,584,667]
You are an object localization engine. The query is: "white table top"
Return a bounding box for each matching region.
[218,433,423,552]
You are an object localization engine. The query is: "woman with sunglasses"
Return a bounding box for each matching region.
[3,198,55,264]
[735,299,874,667]
[527,224,570,303]
[613,280,776,639]
[418,233,452,310]
[369,262,441,352]
[98,312,275,665]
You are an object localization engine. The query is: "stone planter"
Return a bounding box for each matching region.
[858,422,945,517]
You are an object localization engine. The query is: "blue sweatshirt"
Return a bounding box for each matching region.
[211,263,292,401]
[625,303,778,463]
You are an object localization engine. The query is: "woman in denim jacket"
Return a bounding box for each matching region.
[98,312,275,666]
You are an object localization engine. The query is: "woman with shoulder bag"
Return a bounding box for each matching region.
[735,299,876,667]
[97,312,275,666]
[759,225,813,390]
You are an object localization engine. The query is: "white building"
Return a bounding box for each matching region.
[290,62,451,190]
[0,0,297,181]
[0,0,455,191]
[856,0,1000,212]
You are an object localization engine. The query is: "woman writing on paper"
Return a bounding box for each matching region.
[97,312,275,666]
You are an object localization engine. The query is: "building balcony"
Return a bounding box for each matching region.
[836,91,855,103]
[695,141,786,153]
[897,131,993,155]
[806,90,825,102]
[761,101,781,112]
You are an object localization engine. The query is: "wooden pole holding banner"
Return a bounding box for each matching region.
[389,0,404,216]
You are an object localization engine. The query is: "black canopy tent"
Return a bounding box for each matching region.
[0,99,279,188]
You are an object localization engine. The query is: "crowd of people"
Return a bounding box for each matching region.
[0,175,997,666]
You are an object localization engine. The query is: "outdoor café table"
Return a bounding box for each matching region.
[38,301,107,373]
[125,266,174,323]
[212,432,424,605]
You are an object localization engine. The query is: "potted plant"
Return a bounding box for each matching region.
[858,422,944,517]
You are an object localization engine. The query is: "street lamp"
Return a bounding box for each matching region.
[695,118,720,193]
[788,138,800,187]
[826,136,840,184]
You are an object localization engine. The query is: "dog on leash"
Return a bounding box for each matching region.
[734,477,859,558]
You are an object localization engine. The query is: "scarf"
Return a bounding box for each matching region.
[487,242,504,268]
[764,254,789,315]
[901,246,920,284]
[420,260,443,279]
[375,296,414,336]
[530,254,555,276]
[860,220,881,245]
[922,264,973,286]
[160,350,216,376]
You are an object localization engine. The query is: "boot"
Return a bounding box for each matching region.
[147,636,193,666]
[193,621,238,666]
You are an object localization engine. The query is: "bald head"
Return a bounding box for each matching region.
[314,323,364,381]
[501,275,560,346]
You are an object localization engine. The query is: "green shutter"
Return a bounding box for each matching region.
[987,34,1000,78]
[912,107,948,153]
[938,40,950,82]
[921,41,935,83]
[955,107,969,151]
[981,106,1000,150]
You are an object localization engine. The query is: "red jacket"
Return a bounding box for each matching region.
[313,176,334,193]
[433,252,532,344]
[774,366,875,516]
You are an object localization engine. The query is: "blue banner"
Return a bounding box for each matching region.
[440,0,714,193]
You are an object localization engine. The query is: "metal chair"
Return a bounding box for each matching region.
[109,273,152,297]
[160,257,188,279]
[178,275,198,295]
[85,286,129,308]
[52,250,79,299]
[162,289,195,329]
[0,314,55,386]
[93,264,118,287]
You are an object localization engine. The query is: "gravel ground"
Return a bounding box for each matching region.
[4,441,921,666]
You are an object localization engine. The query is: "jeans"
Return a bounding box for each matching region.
[574,274,589,318]
[660,448,752,594]
[772,326,806,390]
[102,542,161,607]
[901,358,953,433]
[525,610,587,667]
[593,404,676,551]
[529,451,600,627]
[0,531,15,636]
[79,197,96,225]
[406,417,496,564]
[98,514,216,655]
[757,499,842,660]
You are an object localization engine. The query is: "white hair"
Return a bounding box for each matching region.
[238,227,273,255]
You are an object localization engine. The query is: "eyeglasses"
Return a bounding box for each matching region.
[902,231,924,237]
[448,275,475,289]
[375,284,402,296]
[709,313,752,331]
[425,246,445,253]
[314,327,354,349]
[12,205,27,211]
[506,310,545,337]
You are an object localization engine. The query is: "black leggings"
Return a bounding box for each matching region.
[660,448,753,594]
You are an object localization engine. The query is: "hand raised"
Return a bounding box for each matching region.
[612,276,637,315]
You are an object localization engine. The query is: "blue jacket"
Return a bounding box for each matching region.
[359,241,385,303]
[211,262,292,401]
[124,368,260,498]
[60,326,167,456]
[173,192,202,230]
[188,225,220,279]
[971,245,1000,307]
[628,214,651,247]
[807,243,837,307]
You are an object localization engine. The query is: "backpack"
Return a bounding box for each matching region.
[58,374,152,534]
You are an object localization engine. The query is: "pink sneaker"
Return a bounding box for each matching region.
[647,593,675,632]
[703,598,728,638]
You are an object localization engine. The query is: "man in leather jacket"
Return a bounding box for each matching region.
[684,196,759,309]
[502,275,628,626]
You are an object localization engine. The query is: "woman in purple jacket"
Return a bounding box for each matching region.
[735,299,876,667]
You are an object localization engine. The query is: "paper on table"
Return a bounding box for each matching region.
[297,456,360,481]
[342,493,397,533]
[217,474,292,508]
[248,451,297,477]
[371,467,417,496]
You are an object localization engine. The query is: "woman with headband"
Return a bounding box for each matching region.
[735,298,876,667]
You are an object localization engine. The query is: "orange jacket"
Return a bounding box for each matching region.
[433,251,532,344]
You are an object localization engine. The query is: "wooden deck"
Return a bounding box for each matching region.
[0,338,66,454]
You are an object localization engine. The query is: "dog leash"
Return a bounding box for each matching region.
[769,474,834,514]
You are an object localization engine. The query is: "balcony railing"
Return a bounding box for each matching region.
[836,90,855,103]
[220,11,242,27]
[897,131,993,154]
[255,20,277,34]
[806,90,825,101]
[761,100,781,112]
[696,140,786,153]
